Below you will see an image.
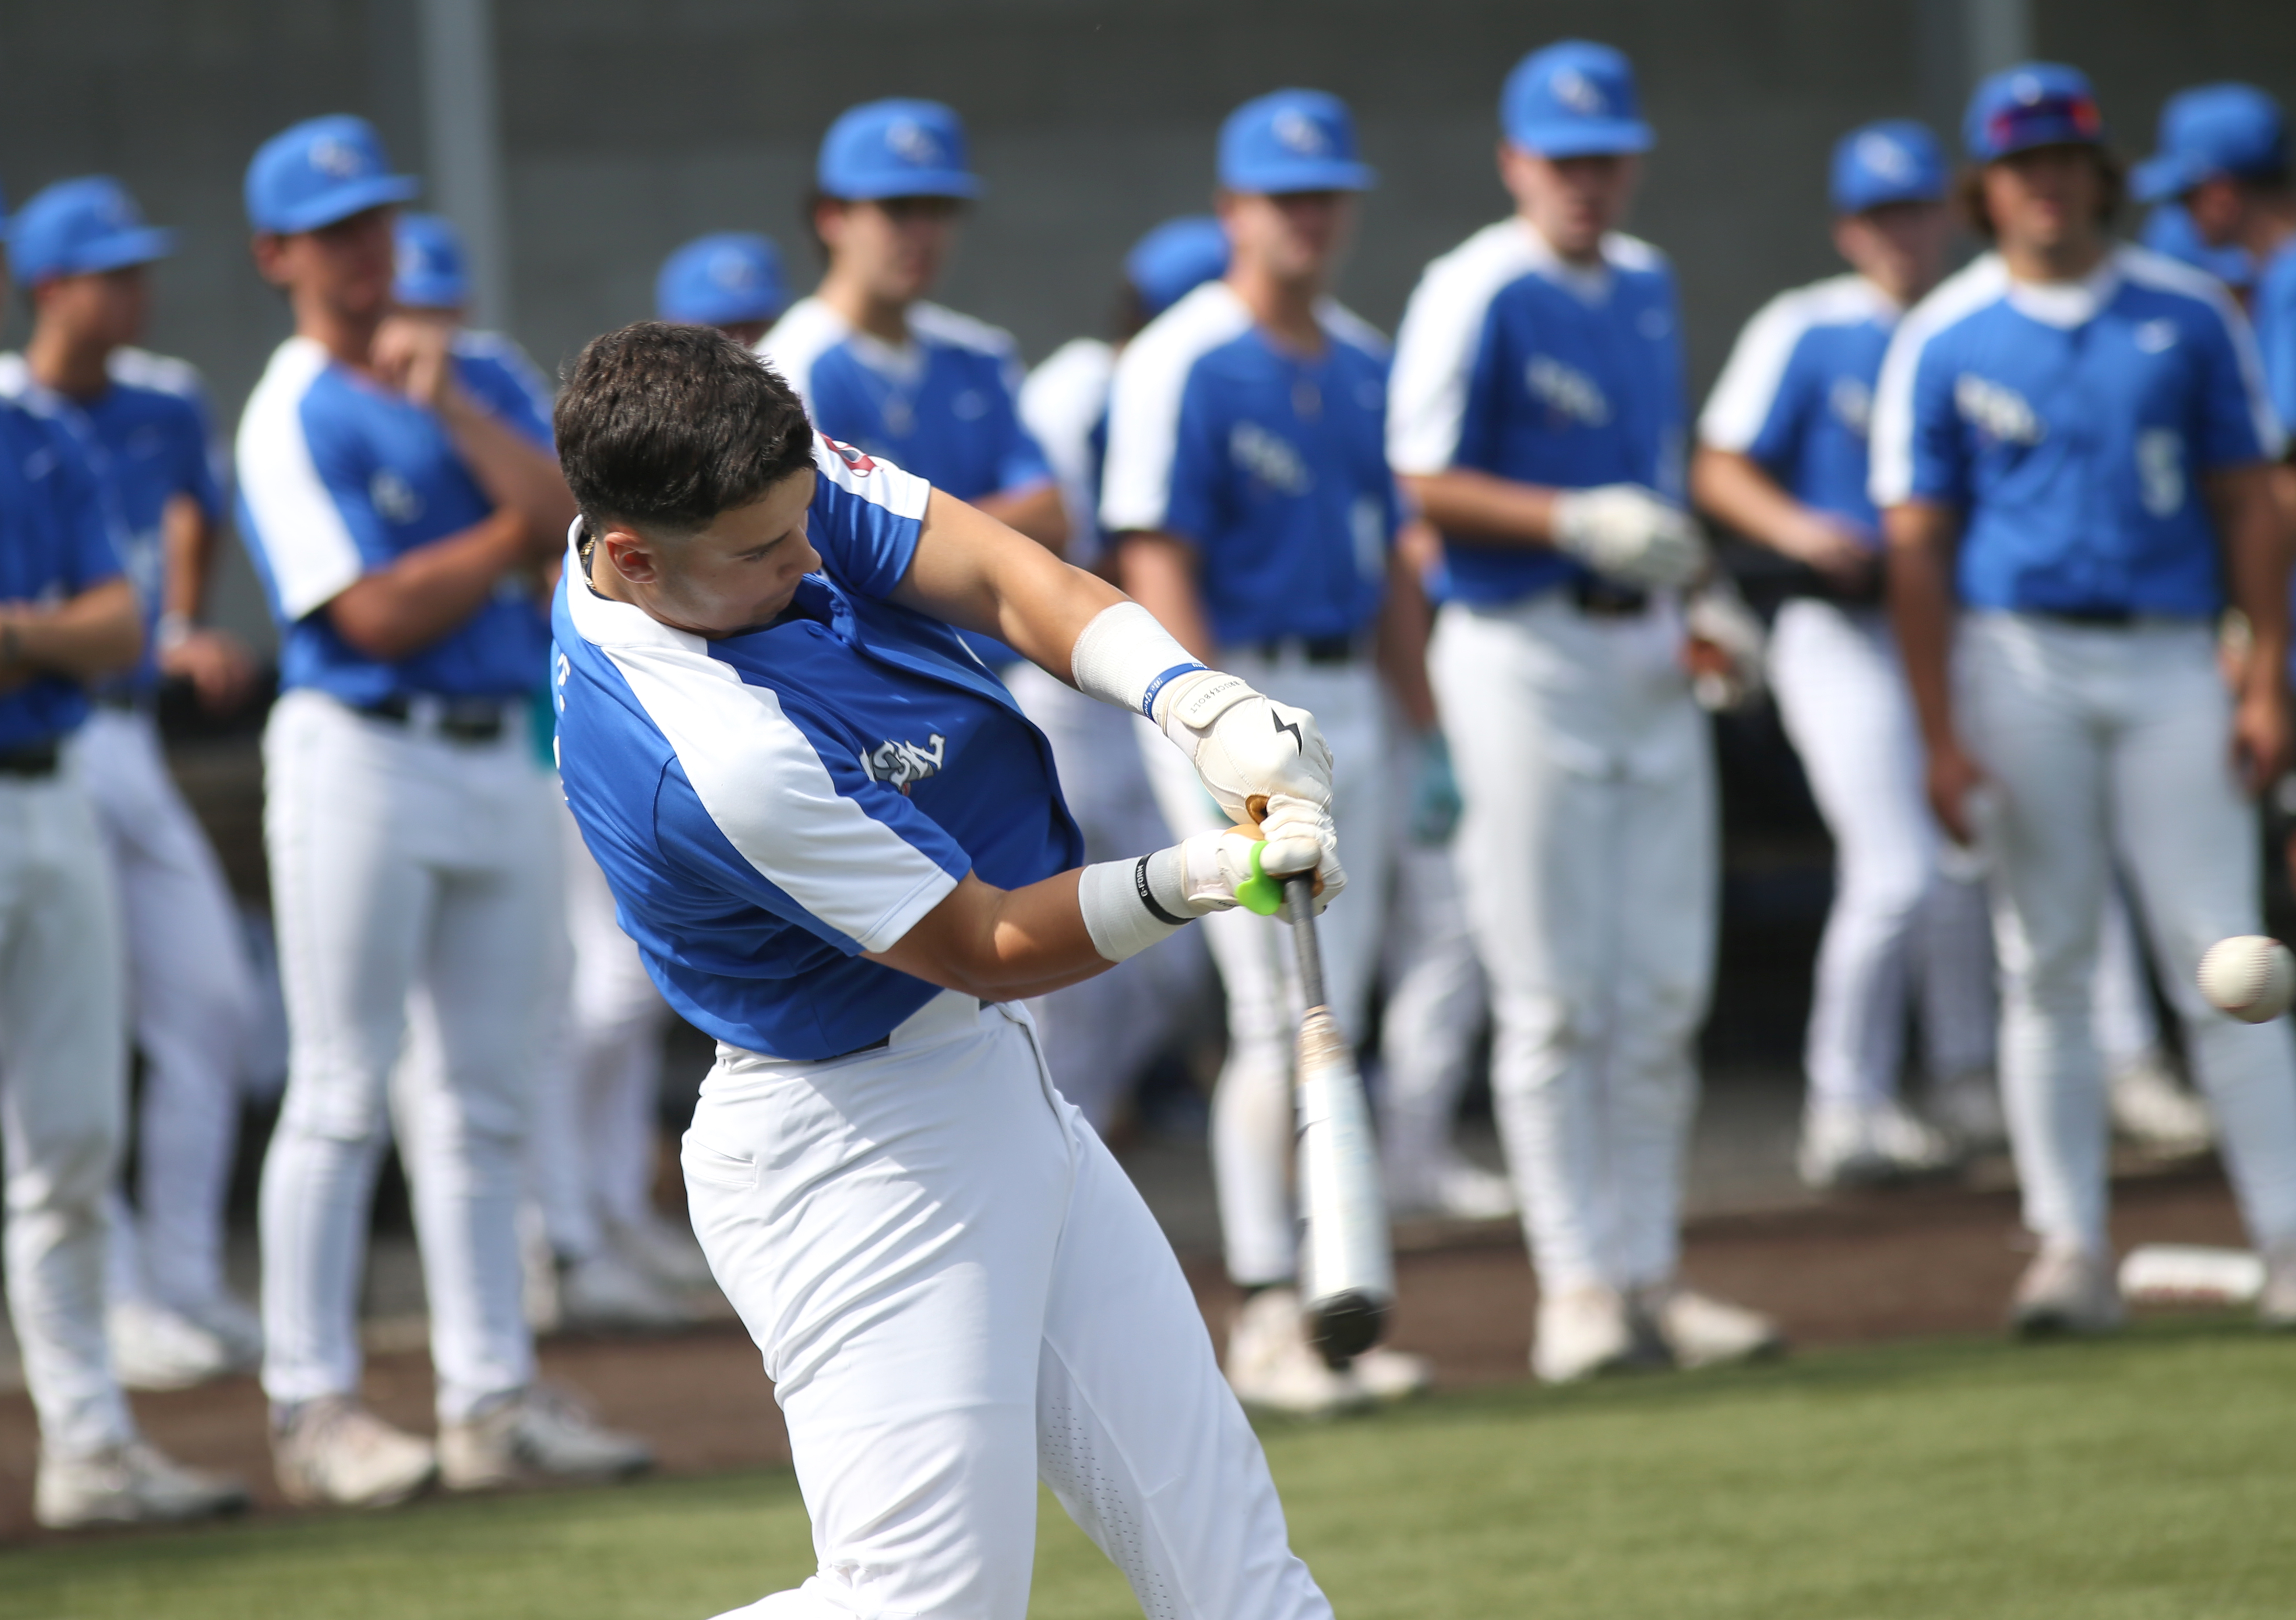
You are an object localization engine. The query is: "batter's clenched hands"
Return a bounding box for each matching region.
[1153,668,1346,902]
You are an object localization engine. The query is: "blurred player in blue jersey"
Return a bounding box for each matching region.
[235,116,650,1507]
[1388,42,1782,1383]
[0,177,268,1392]
[655,230,787,346]
[1105,90,1432,1413]
[765,98,1066,673]
[1009,216,1226,1133]
[0,175,250,1529]
[1878,65,2296,1333]
[2140,201,2255,290]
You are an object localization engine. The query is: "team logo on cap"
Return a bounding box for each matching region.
[309,136,367,179]
[821,434,876,474]
[1272,108,1330,157]
[1855,132,1913,183]
[885,118,943,167]
[710,249,758,290]
[1550,67,1606,116]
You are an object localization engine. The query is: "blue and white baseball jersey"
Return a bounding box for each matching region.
[552,435,1083,1061]
[0,347,225,692]
[2253,239,2296,436]
[1871,247,2283,617]
[1019,337,1116,571]
[1099,282,1398,646]
[1387,220,1687,605]
[1700,274,1901,541]
[236,334,556,706]
[0,396,124,749]
[764,298,1053,667]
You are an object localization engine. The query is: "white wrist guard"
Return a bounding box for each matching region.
[1069,601,1205,719]
[1077,847,1194,963]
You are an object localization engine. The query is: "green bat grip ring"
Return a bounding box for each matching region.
[1234,840,1285,916]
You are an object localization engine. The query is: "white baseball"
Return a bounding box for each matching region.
[2197,935,2296,1024]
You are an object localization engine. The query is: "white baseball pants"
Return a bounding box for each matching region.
[1958,613,2296,1252]
[1375,815,1488,1184]
[259,690,558,1423]
[689,993,1330,1620]
[1138,653,1391,1288]
[0,766,136,1458]
[1430,594,1715,1293]
[1008,662,1207,1131]
[71,707,258,1313]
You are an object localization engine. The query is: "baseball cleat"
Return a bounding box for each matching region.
[1345,1345,1434,1402]
[1797,1097,1960,1189]
[557,1250,700,1331]
[108,1297,242,1390]
[2258,1239,2296,1329]
[272,1396,439,1509]
[2011,1241,2125,1337]
[35,1440,249,1530]
[439,1383,655,1491]
[610,1214,717,1292]
[1927,1067,2009,1151]
[1223,1287,1375,1416]
[1633,1282,1785,1370]
[2106,1055,2213,1156]
[1531,1283,1641,1384]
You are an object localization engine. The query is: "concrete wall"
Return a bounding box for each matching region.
[2,0,2291,645]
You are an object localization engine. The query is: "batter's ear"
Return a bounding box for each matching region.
[597,525,665,586]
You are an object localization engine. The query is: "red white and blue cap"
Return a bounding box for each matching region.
[2132,83,2288,203]
[8,175,174,284]
[1502,41,1654,158]
[817,100,980,201]
[1964,63,2106,162]
[1218,90,1375,194]
[655,232,788,326]
[246,115,419,234]
[1830,120,1948,214]
[1125,216,1229,319]
[392,212,468,309]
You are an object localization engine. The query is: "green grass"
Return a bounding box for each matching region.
[11,1321,2296,1619]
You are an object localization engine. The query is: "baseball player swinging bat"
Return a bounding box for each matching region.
[1244,793,1396,1367]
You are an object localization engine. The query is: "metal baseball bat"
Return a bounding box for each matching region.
[1283,871,1395,1368]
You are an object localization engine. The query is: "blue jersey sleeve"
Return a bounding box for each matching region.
[1451,301,1512,474]
[2259,258,2296,432]
[2190,299,2275,470]
[1157,368,1227,552]
[1902,338,1970,507]
[454,345,556,451]
[808,436,931,600]
[296,392,396,570]
[1741,341,1816,476]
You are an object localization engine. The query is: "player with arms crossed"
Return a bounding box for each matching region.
[551,320,1342,1620]
[1387,40,1781,1382]
[1877,64,2296,1330]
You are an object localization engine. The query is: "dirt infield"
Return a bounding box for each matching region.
[0,1167,2250,1545]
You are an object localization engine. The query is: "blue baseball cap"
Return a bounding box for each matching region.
[2141,202,2255,288]
[1964,64,2106,162]
[2132,83,2288,203]
[817,100,980,201]
[1125,216,1229,319]
[392,213,466,309]
[9,176,174,284]
[655,232,788,327]
[1218,90,1375,194]
[1830,120,1948,214]
[1502,41,1654,158]
[245,115,419,234]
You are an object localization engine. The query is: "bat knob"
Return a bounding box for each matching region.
[1306,1290,1389,1370]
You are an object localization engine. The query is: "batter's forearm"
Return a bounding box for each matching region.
[867,871,1113,999]
[1399,468,1559,548]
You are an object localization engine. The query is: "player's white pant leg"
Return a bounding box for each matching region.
[74,708,257,1311]
[522,824,595,1263]
[1432,596,1713,1292]
[0,769,135,1457]
[1910,871,1998,1081]
[1137,657,1390,1286]
[1768,601,1937,1107]
[2090,883,2161,1067]
[260,691,550,1419]
[687,994,1330,1620]
[563,818,673,1234]
[1376,837,1487,1180]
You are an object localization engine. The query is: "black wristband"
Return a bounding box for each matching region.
[1134,854,1190,927]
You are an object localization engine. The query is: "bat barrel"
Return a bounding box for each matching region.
[1306,1290,1389,1367]
[1294,1004,1395,1367]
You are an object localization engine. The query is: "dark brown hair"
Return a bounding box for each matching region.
[554,321,815,537]
[1955,147,2126,239]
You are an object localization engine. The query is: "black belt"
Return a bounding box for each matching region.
[2029,606,2136,627]
[1571,578,1652,617]
[353,694,510,742]
[0,739,61,778]
[96,690,150,714]
[1251,633,1362,665]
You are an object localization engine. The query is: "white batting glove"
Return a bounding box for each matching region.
[1684,577,1768,713]
[1551,484,1709,591]
[1153,669,1336,826]
[1174,830,1339,918]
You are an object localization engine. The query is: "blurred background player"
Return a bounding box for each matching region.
[235,116,649,1508]
[0,176,265,1388]
[0,174,248,1529]
[764,96,1066,675]
[1104,88,1429,1413]
[389,212,709,1332]
[1008,214,1226,1132]
[1387,41,1781,1382]
[1876,64,2296,1334]
[655,230,788,347]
